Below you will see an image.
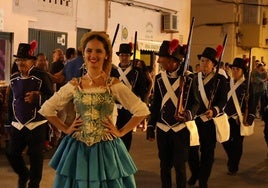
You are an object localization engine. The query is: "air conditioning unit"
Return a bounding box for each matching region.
[162,13,178,33]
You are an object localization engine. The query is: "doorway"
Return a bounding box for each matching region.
[28,28,68,63]
[0,32,13,83]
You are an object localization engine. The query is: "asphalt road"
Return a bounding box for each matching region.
[0,119,267,188]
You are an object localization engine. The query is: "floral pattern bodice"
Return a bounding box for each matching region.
[72,87,116,146]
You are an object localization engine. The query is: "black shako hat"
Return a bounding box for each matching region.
[116,43,133,56]
[230,58,247,74]
[197,47,218,65]
[156,40,184,62]
[14,41,37,60]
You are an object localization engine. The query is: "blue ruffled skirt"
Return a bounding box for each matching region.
[49,135,137,188]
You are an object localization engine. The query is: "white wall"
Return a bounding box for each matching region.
[107,1,191,64]
[0,0,106,53]
[0,1,32,52]
[0,0,191,66]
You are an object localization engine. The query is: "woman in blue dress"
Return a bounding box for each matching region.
[39,31,150,188]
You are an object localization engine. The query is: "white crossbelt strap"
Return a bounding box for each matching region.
[230,77,254,136]
[228,77,245,124]
[161,71,180,108]
[198,72,214,109]
[227,77,245,101]
[118,66,132,89]
[159,71,194,133]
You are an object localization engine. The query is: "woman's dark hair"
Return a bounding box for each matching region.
[65,48,76,59]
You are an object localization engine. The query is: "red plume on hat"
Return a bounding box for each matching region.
[168,39,179,55]
[216,45,223,59]
[29,40,38,56]
[128,42,133,51]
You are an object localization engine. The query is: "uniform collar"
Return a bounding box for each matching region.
[167,66,180,78]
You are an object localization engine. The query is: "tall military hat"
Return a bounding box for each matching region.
[230,57,248,74]
[197,47,218,65]
[13,40,37,60]
[116,43,133,56]
[156,39,183,62]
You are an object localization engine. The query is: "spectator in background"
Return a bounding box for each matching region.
[35,53,54,151]
[60,48,84,131]
[48,48,66,146]
[251,60,267,117]
[0,49,5,80]
[49,48,65,91]
[133,59,153,107]
[218,61,228,79]
[195,63,201,73]
[36,53,49,72]
[260,80,268,157]
[133,59,153,131]
[62,48,84,82]
[224,62,232,78]
[65,47,76,64]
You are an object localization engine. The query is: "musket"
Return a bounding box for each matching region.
[112,23,120,47]
[175,17,195,117]
[243,48,252,124]
[133,31,138,62]
[208,34,228,110]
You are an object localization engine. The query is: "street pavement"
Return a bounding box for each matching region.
[0,119,267,188]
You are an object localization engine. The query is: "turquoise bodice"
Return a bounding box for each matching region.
[72,87,116,146]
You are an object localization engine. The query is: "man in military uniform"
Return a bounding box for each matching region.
[146,40,200,188]
[222,58,256,175]
[5,41,54,188]
[187,47,228,188]
[110,43,147,151]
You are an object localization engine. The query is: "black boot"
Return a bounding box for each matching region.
[187,175,198,186]
[18,176,29,188]
[18,170,29,188]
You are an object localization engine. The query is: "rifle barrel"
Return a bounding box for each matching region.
[182,17,195,76]
[246,48,252,95]
[175,17,195,118]
[243,48,252,124]
[133,31,137,61]
[112,24,120,47]
[208,34,228,109]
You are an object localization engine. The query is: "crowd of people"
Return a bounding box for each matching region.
[1,30,268,188]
